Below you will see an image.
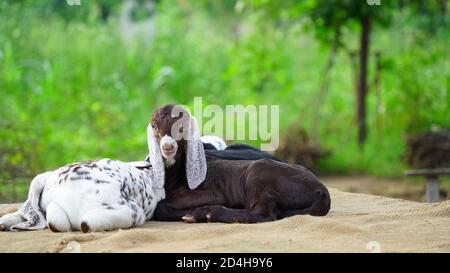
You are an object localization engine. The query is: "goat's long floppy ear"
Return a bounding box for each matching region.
[185,114,207,189]
[147,123,165,189]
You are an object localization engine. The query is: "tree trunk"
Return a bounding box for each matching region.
[441,0,448,15]
[357,15,371,148]
[373,51,382,141]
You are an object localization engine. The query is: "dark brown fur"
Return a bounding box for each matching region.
[152,104,331,223]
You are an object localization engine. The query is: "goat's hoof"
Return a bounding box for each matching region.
[0,224,5,231]
[48,223,60,233]
[185,207,215,223]
[182,215,196,223]
[80,221,90,233]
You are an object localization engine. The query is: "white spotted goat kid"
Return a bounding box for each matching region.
[0,137,165,233]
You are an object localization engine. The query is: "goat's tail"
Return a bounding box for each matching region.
[280,188,331,218]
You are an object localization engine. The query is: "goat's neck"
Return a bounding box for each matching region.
[164,151,187,193]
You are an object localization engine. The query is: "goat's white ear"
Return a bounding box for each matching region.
[185,116,207,189]
[147,124,165,189]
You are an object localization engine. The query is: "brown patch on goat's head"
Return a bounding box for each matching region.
[150,104,190,164]
[151,104,178,136]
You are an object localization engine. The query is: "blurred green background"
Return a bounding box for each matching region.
[0,0,449,202]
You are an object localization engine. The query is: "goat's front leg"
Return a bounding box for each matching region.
[153,201,190,221]
[183,205,277,224]
[153,190,226,221]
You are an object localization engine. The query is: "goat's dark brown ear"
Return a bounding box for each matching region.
[147,123,165,189]
[185,115,207,189]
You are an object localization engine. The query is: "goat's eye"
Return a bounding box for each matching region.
[151,124,159,136]
[179,124,184,134]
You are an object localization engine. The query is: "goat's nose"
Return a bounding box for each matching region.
[163,143,174,151]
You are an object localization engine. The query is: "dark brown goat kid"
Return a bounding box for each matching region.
[148,104,331,223]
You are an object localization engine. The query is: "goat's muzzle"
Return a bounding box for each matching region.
[160,135,178,158]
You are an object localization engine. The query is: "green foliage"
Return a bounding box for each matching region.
[0,0,449,188]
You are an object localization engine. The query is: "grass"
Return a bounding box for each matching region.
[0,178,30,203]
[0,2,449,202]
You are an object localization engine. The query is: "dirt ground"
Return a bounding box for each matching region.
[1,187,449,253]
[321,176,450,202]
